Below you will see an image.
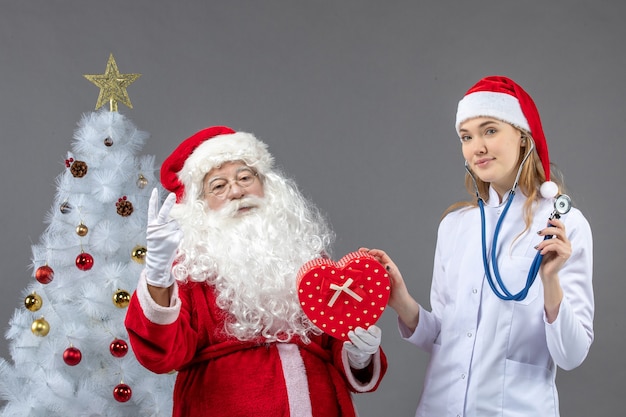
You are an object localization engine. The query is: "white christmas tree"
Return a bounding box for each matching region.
[0,55,175,416]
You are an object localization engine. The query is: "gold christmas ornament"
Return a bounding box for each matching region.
[131,245,147,264]
[76,223,89,237]
[136,174,148,189]
[84,53,141,112]
[113,289,131,308]
[31,317,50,337]
[24,293,43,312]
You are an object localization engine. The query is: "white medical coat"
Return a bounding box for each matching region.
[401,188,594,417]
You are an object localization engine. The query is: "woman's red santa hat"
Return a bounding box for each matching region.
[455,75,559,199]
[161,125,274,203]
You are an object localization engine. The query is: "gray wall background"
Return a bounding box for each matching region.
[1,1,624,416]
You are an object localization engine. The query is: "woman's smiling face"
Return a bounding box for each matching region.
[459,117,526,198]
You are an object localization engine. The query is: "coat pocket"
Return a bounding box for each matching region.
[503,359,557,416]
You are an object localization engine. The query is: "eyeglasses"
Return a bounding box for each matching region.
[206,168,258,198]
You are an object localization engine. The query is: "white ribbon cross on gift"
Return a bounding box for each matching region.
[327,278,363,307]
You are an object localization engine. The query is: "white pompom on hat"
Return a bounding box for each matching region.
[455,76,558,198]
[161,126,274,202]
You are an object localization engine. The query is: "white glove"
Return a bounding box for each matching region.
[145,189,183,288]
[343,325,382,369]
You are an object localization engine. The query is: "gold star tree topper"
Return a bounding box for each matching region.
[84,54,141,112]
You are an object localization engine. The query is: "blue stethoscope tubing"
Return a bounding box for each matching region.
[478,193,546,301]
[465,140,549,301]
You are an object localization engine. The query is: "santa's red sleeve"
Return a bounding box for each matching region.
[124,270,197,373]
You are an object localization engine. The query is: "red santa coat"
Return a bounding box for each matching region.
[125,272,387,417]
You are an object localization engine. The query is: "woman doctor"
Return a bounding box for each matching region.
[362,76,594,416]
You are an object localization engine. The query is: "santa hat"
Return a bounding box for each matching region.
[161,125,274,202]
[455,75,558,198]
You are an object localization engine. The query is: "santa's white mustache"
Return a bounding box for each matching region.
[215,195,265,217]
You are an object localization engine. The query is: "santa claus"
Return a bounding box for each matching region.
[125,126,387,417]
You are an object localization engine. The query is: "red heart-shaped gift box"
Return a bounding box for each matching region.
[297,252,390,341]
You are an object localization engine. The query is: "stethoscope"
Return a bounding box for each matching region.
[464,140,572,301]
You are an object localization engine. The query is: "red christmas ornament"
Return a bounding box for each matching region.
[75,252,94,271]
[109,338,129,358]
[113,383,132,402]
[35,265,54,284]
[63,346,82,366]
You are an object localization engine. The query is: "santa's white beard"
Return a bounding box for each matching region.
[171,175,333,343]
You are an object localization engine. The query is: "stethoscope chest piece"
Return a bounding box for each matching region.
[551,194,572,219]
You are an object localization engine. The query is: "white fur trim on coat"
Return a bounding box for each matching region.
[136,269,181,325]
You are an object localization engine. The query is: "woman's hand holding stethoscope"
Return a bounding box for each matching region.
[536,195,573,321]
[535,194,573,282]
[536,217,572,282]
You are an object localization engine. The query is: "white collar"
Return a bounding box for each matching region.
[484,186,528,208]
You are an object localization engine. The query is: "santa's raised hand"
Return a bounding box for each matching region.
[145,188,183,288]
